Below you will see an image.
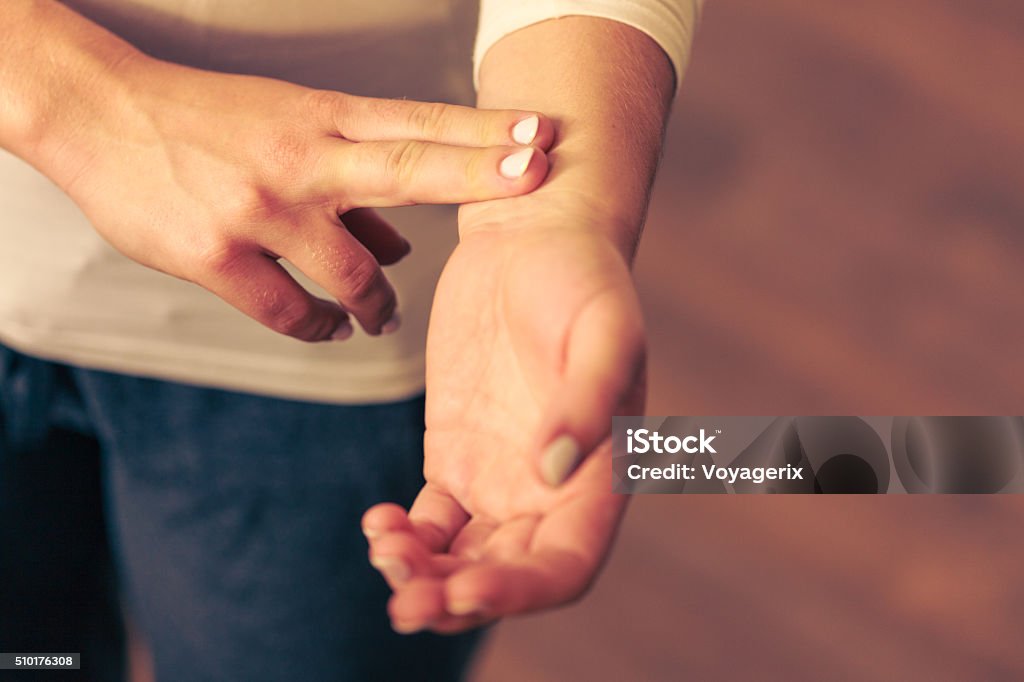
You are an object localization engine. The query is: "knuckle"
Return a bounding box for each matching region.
[195,238,245,280]
[221,181,279,222]
[383,140,426,191]
[339,256,386,306]
[265,296,318,338]
[406,101,449,137]
[304,89,347,126]
[263,130,311,176]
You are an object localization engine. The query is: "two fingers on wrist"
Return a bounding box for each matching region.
[247,97,552,342]
[319,136,549,209]
[269,136,548,340]
[319,93,554,209]
[325,94,555,151]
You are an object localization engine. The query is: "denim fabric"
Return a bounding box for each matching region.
[0,344,481,682]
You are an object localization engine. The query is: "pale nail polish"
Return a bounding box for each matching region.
[540,435,582,486]
[511,115,539,145]
[392,620,423,635]
[448,600,489,616]
[362,526,382,540]
[371,556,411,583]
[499,147,535,179]
[381,312,401,335]
[331,320,354,341]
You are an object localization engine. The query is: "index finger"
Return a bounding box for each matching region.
[362,484,469,553]
[327,95,556,149]
[408,484,471,553]
[329,140,549,209]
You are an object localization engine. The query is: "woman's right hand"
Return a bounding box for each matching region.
[27,49,553,341]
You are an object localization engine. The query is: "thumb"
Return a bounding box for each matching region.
[536,289,646,487]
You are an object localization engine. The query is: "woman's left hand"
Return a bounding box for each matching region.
[361,192,645,633]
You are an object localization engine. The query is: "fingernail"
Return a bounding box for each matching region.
[381,311,401,335]
[362,526,382,540]
[540,435,582,486]
[511,115,539,145]
[371,556,411,583]
[392,620,424,635]
[331,319,354,341]
[448,600,489,616]
[499,147,535,179]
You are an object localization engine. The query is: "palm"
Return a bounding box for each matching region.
[363,201,645,632]
[426,225,622,516]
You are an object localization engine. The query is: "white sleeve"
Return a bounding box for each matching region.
[473,0,704,91]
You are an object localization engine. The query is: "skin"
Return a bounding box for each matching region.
[0,0,554,339]
[2,0,681,643]
[363,16,676,633]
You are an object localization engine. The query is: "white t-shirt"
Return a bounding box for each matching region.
[0,0,699,404]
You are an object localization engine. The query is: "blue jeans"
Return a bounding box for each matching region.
[0,344,481,681]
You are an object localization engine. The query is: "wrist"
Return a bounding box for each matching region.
[9,10,148,192]
[41,49,151,188]
[471,16,675,263]
[459,188,640,263]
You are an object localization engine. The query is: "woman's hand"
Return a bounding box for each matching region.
[19,42,552,340]
[361,192,645,632]
[358,10,682,632]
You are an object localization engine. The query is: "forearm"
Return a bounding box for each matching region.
[473,16,677,258]
[0,0,140,183]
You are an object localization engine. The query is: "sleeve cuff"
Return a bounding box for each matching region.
[473,0,703,92]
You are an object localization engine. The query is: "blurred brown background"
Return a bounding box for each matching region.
[473,1,1024,679]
